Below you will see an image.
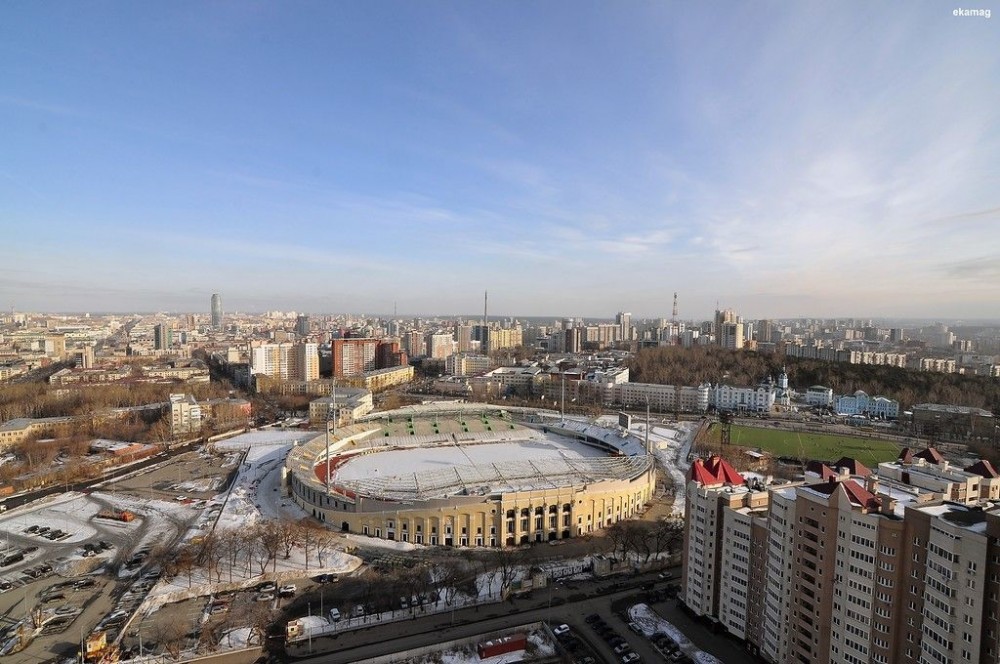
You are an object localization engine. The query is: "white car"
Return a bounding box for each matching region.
[553,624,571,636]
[278,584,296,597]
[329,608,341,622]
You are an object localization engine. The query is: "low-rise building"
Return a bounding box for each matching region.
[614,382,711,413]
[308,388,374,426]
[835,390,900,419]
[712,382,776,413]
[803,384,833,407]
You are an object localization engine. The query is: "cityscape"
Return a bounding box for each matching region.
[3,3,999,664]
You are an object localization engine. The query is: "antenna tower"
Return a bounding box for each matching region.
[672,292,678,322]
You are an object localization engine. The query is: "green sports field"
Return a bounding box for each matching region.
[704,423,900,465]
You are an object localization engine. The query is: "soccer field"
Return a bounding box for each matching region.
[705,423,900,465]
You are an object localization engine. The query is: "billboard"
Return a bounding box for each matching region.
[618,412,632,430]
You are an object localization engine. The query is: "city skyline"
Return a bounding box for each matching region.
[2,3,998,318]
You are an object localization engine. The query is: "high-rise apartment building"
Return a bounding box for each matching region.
[331,338,379,377]
[616,311,632,342]
[426,332,455,360]
[683,449,1000,664]
[211,293,223,330]
[403,331,425,358]
[154,323,173,350]
[713,308,744,349]
[454,324,475,353]
[565,327,582,353]
[250,342,318,381]
[295,314,310,337]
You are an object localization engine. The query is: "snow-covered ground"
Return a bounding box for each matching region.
[136,430,362,611]
[628,603,722,664]
[632,421,698,516]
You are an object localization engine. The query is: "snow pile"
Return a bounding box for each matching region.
[219,627,258,648]
[638,422,698,516]
[627,603,722,664]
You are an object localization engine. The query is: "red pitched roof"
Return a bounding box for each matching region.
[805,478,881,509]
[805,460,838,480]
[841,479,881,509]
[688,455,745,486]
[831,457,872,477]
[689,457,721,485]
[898,448,914,463]
[965,459,1000,478]
[914,448,945,464]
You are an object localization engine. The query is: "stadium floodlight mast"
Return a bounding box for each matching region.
[325,378,337,495]
[560,374,566,423]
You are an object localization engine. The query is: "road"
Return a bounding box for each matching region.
[285,568,755,664]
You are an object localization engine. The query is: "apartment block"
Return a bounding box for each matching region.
[615,382,711,413]
[251,342,319,381]
[682,448,1000,664]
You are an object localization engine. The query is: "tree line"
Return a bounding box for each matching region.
[0,380,234,422]
[628,346,1000,413]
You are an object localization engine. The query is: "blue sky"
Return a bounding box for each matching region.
[2,2,998,319]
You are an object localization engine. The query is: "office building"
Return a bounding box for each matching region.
[211,293,223,330]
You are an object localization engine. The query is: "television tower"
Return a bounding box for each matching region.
[672,292,678,322]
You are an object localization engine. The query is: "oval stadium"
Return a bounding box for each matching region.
[284,403,656,547]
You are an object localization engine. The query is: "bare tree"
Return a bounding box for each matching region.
[486,547,525,600]
[653,519,684,558]
[606,522,629,560]
[297,520,320,570]
[197,532,224,583]
[430,559,465,606]
[315,530,337,568]
[277,521,300,559]
[150,618,188,660]
[217,529,245,583]
[257,521,283,574]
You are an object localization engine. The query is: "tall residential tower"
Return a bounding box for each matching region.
[211,293,223,330]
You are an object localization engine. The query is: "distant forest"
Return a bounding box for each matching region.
[627,346,1000,414]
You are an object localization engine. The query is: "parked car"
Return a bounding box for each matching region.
[328,608,341,621]
[278,584,296,597]
[553,624,571,636]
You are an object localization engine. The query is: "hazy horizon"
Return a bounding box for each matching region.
[3,3,998,319]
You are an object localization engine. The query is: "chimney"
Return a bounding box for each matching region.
[866,475,880,495]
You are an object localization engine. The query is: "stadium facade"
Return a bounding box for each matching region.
[284,404,656,547]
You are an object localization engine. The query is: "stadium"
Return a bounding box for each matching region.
[284,403,656,547]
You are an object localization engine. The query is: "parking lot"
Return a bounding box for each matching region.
[0,449,230,661]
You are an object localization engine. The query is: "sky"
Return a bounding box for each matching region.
[1,2,998,320]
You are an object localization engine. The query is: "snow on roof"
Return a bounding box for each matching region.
[291,411,653,501]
